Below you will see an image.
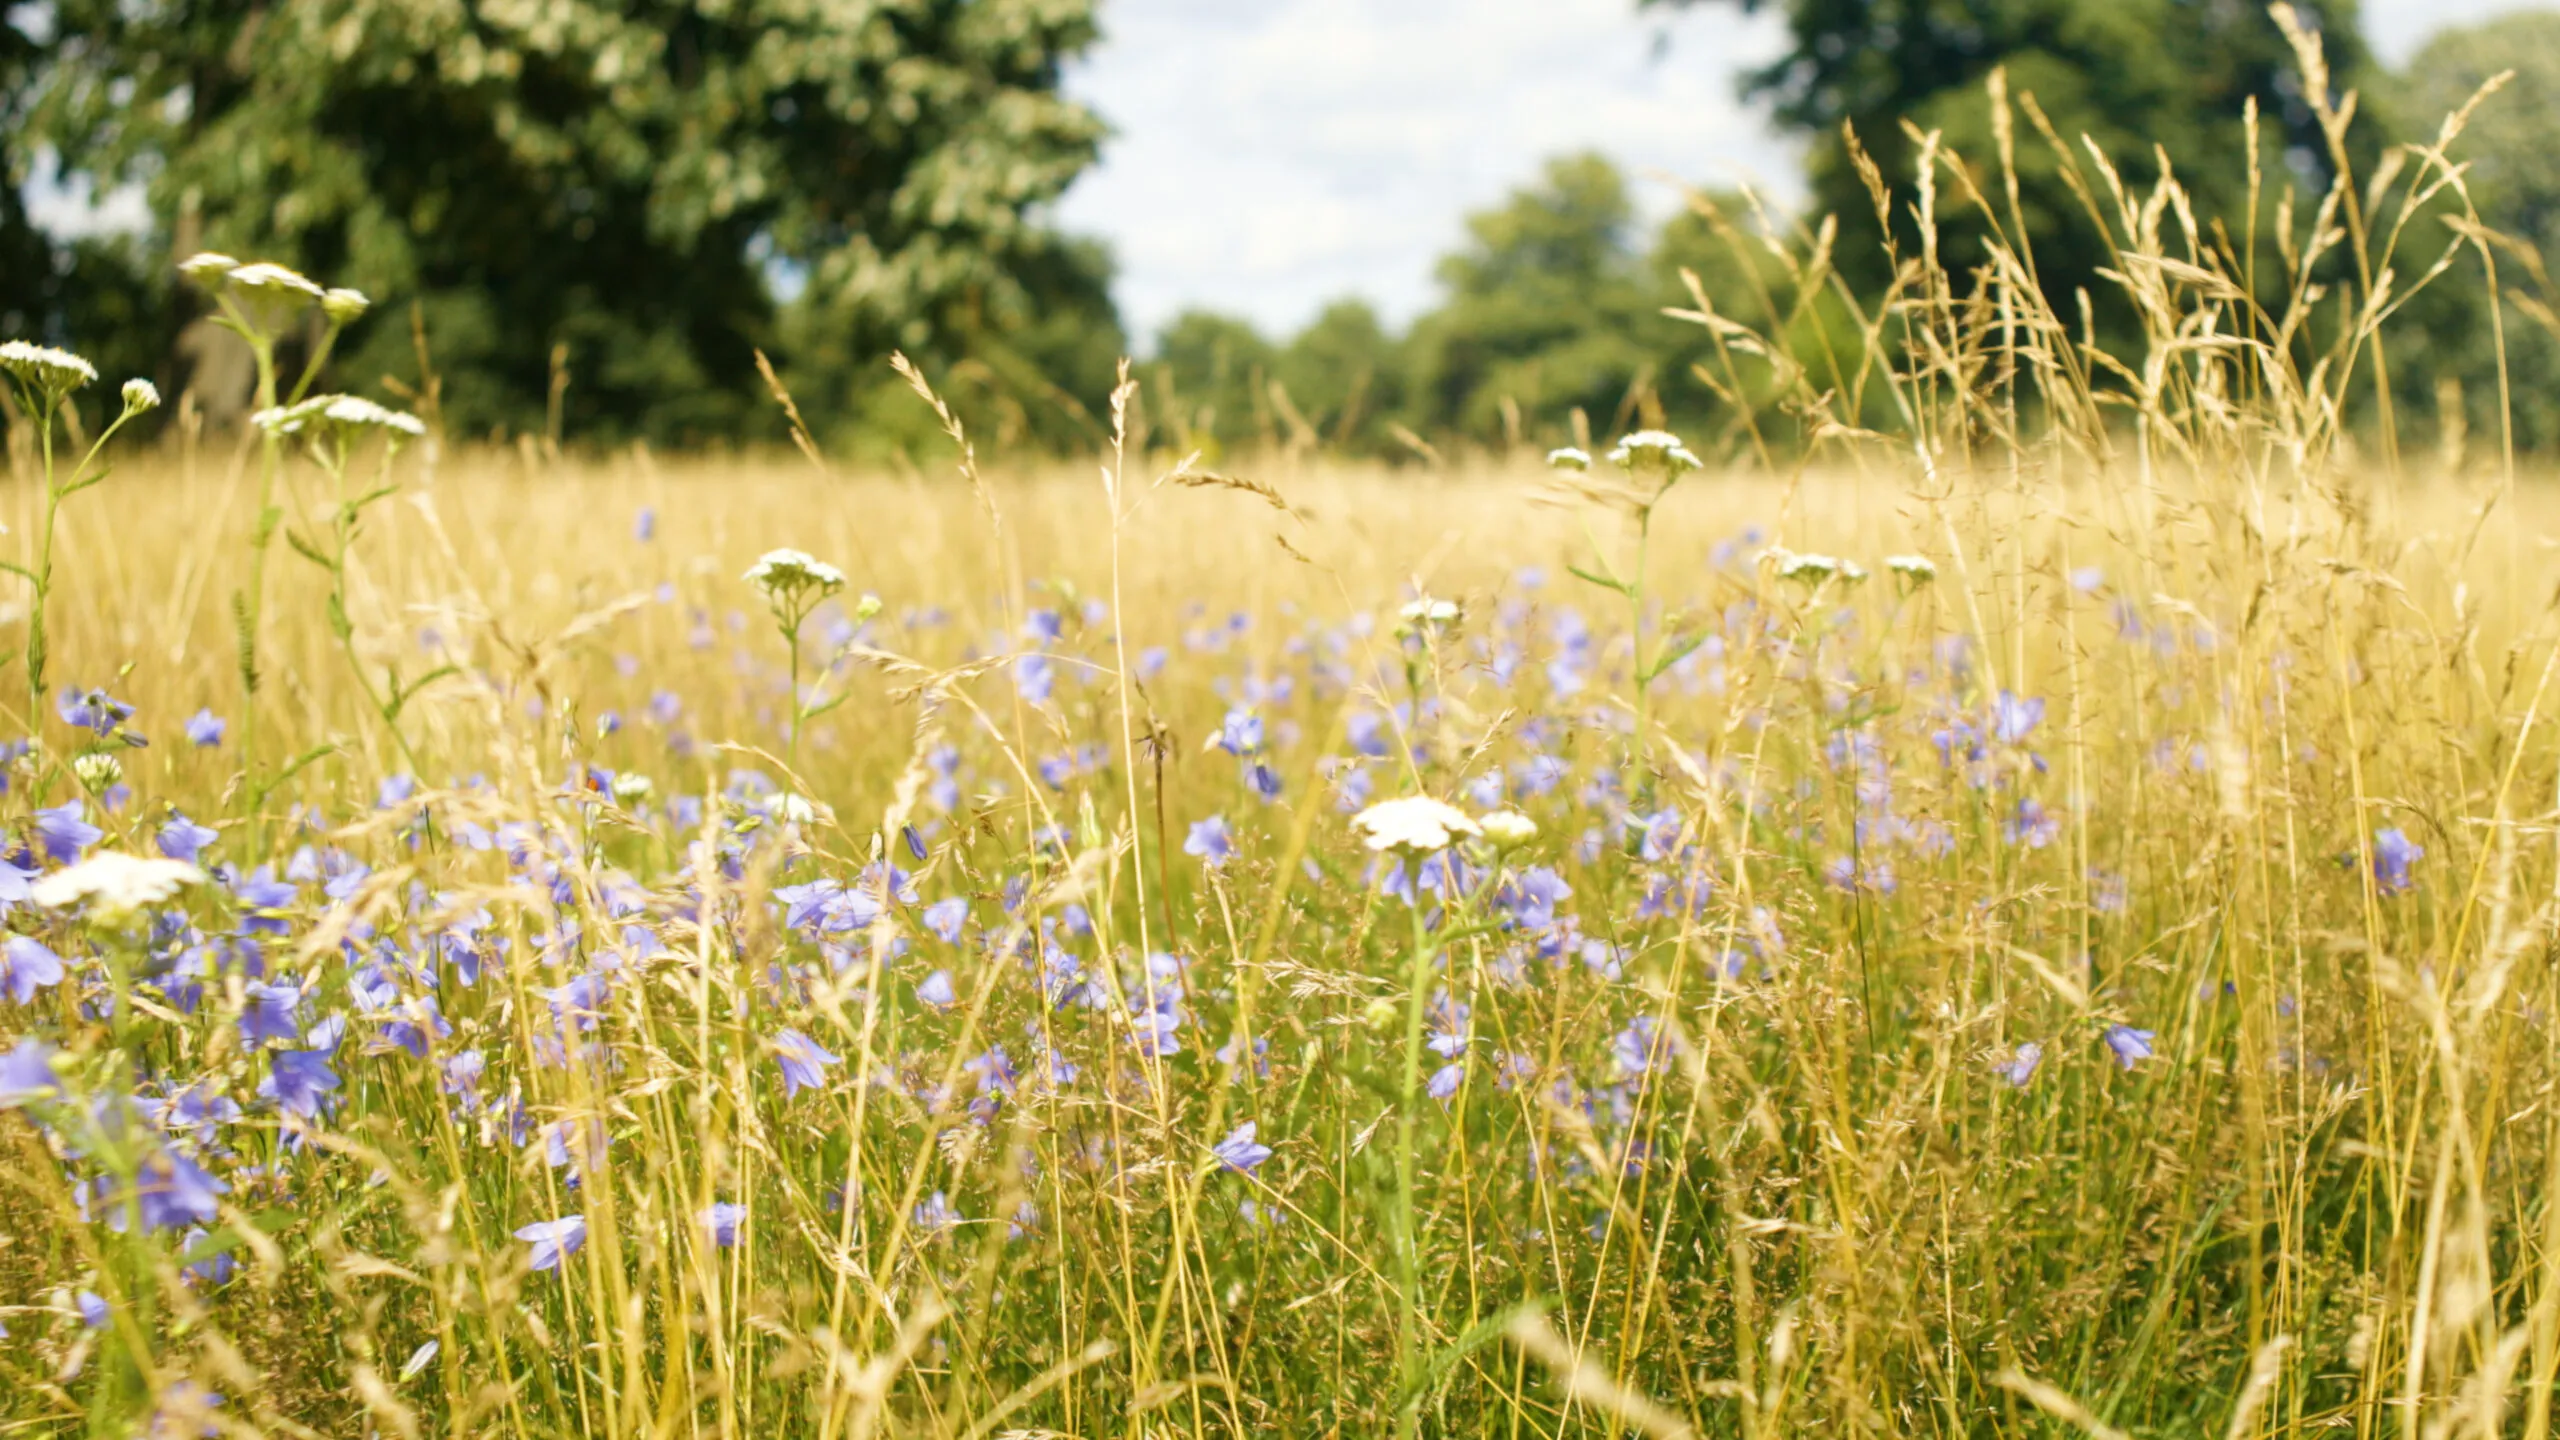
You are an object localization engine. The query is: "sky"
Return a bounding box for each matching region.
[1053,0,2560,346]
[21,0,2557,343]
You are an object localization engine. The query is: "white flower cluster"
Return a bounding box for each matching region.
[32,852,206,913]
[743,548,846,600]
[0,341,99,398]
[1352,796,1542,855]
[179,254,365,326]
[1605,429,1703,475]
[251,394,427,441]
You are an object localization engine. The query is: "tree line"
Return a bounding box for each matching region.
[4,0,2559,461]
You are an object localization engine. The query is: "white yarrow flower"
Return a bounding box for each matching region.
[318,395,425,436]
[1606,429,1703,475]
[743,549,846,599]
[121,379,161,413]
[610,772,654,804]
[0,341,99,397]
[1398,596,1460,629]
[226,262,325,301]
[71,752,123,791]
[1545,446,1591,472]
[1885,554,1937,582]
[32,852,207,912]
[321,287,371,325]
[1351,796,1481,854]
[1477,809,1539,849]
[177,252,241,285]
[1768,548,1841,585]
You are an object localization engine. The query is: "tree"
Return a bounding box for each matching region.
[1403,153,1662,444]
[1650,0,2374,319]
[33,0,1114,445]
[0,4,53,346]
[2387,11,2560,454]
[1151,310,1278,457]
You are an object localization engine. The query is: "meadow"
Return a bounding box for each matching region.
[7,28,2560,1440]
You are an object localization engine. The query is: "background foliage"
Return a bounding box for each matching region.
[4,0,2560,459]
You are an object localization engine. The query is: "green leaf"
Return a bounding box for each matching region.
[1567,562,1633,598]
[285,529,336,569]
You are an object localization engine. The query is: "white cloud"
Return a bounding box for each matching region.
[2365,0,2558,61]
[1055,0,1799,344]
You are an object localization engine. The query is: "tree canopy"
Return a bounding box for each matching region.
[22,0,1119,444]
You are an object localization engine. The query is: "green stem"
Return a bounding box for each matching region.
[1629,507,1654,800]
[26,395,55,737]
[1393,889,1433,1435]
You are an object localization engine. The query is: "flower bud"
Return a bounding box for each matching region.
[321,288,370,325]
[122,379,161,414]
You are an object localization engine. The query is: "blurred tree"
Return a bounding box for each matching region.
[1648,0,2375,319]
[1275,300,1406,453]
[31,0,1114,446]
[0,3,53,347]
[2386,10,2560,455]
[1403,153,1661,446]
[1150,309,1277,457]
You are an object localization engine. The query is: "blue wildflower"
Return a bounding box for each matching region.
[158,813,218,864]
[915,970,956,1010]
[922,897,969,943]
[1995,1041,2042,1088]
[2371,828,2423,894]
[514,1214,587,1273]
[1184,814,1234,868]
[2104,1025,2156,1070]
[1211,1121,1272,1174]
[772,1028,840,1097]
[699,1202,745,1247]
[184,710,225,748]
[0,1038,59,1106]
[0,935,64,1004]
[33,801,100,864]
[265,1049,339,1119]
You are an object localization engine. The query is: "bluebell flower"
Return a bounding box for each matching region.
[699,1202,746,1247]
[1215,708,1264,756]
[1612,1016,1666,1080]
[1245,762,1282,800]
[634,506,656,542]
[33,801,101,864]
[265,1049,339,1119]
[2005,798,2060,849]
[2104,1025,2156,1070]
[922,897,969,943]
[184,709,225,748]
[133,1144,227,1231]
[1211,1121,1272,1174]
[178,1228,237,1288]
[0,1037,59,1105]
[1991,690,2045,745]
[1636,809,1682,863]
[0,935,64,1004]
[914,1191,961,1234]
[78,1289,108,1328]
[1426,1062,1464,1102]
[1015,653,1056,704]
[58,686,134,736]
[1184,814,1234,867]
[514,1214,587,1272]
[238,980,302,1048]
[963,1045,1018,1097]
[915,970,956,1010]
[772,1028,840,1097]
[158,813,218,864]
[2371,828,2423,894]
[1995,1041,2043,1088]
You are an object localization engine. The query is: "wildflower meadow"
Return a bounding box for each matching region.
[4,24,2559,1440]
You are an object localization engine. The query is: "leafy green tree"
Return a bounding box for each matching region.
[1650,0,2373,315]
[1275,300,1406,453]
[33,0,1113,446]
[1402,153,1661,444]
[1150,310,1278,457]
[0,6,53,346]
[2387,11,2560,454]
